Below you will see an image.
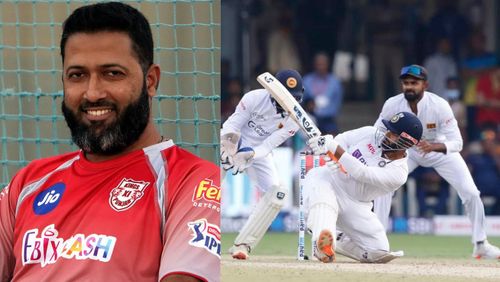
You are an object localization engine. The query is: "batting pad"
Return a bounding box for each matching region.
[233,185,287,250]
[307,203,338,244]
[304,169,339,243]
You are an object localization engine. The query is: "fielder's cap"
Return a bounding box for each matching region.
[276,69,304,101]
[382,111,423,145]
[399,64,428,81]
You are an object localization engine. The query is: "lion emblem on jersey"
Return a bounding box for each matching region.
[109,178,150,212]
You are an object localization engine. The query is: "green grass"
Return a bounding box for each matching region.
[222,232,500,258]
[222,232,500,282]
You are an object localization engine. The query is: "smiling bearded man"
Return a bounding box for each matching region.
[62,82,150,155]
[0,3,220,282]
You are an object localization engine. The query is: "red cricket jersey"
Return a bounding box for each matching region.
[0,140,220,282]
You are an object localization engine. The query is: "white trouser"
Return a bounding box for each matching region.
[246,154,280,192]
[374,151,486,243]
[303,168,338,245]
[305,167,389,253]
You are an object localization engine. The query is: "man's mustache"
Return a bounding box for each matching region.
[79,100,117,111]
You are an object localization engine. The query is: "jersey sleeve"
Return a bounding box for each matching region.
[0,179,20,281]
[221,91,254,136]
[334,127,373,151]
[253,116,298,159]
[338,153,408,194]
[159,159,220,282]
[438,101,463,154]
[333,130,350,149]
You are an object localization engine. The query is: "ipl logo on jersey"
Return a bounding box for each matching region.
[187,218,221,258]
[109,178,150,212]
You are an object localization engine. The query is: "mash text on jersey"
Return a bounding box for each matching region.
[22,224,116,267]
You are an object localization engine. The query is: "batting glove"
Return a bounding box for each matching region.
[220,132,240,165]
[307,135,339,156]
[322,155,340,172]
[231,147,255,175]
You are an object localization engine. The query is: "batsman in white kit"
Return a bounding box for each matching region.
[373,64,500,259]
[304,111,423,263]
[220,69,302,260]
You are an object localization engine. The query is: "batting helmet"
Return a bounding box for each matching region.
[275,69,304,102]
[380,112,423,150]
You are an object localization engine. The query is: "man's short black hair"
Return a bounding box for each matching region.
[60,2,153,73]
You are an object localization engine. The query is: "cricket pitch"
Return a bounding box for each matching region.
[222,255,500,282]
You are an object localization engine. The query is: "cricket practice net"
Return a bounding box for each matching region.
[0,0,221,188]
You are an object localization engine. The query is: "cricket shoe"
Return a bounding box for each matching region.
[229,244,251,260]
[473,240,500,259]
[314,229,335,263]
[370,250,404,263]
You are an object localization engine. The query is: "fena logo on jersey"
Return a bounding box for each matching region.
[109,178,150,212]
[192,179,221,213]
[22,224,116,267]
[187,218,221,257]
[192,179,220,204]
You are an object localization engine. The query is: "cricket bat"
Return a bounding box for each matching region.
[257,72,346,173]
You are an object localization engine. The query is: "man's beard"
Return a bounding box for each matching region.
[62,85,150,156]
[404,90,422,102]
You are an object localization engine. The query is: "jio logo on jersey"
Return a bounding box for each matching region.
[33,183,65,215]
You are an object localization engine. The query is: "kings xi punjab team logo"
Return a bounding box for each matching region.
[109,178,150,212]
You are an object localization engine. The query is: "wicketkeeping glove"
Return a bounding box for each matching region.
[231,147,255,175]
[307,135,339,156]
[220,132,240,166]
[221,158,233,171]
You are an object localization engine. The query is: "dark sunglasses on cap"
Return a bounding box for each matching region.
[400,65,427,80]
[400,66,423,76]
